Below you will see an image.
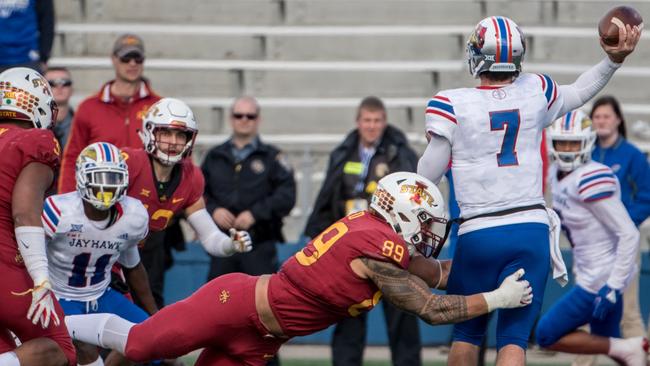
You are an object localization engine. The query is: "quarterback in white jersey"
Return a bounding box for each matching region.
[535,110,647,365]
[416,16,641,365]
[44,142,158,366]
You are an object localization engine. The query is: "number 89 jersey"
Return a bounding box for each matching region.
[425,73,564,224]
[43,192,149,301]
[267,211,410,337]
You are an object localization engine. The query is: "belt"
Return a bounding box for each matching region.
[455,204,547,226]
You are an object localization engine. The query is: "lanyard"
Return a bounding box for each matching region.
[354,146,376,194]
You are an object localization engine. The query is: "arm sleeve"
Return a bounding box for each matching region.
[588,197,640,290]
[417,134,451,185]
[186,208,234,257]
[35,0,55,63]
[249,153,297,222]
[425,94,458,144]
[554,57,622,119]
[626,150,650,226]
[15,226,49,285]
[58,108,91,193]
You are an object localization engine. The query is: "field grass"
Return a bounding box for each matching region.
[179,355,565,366]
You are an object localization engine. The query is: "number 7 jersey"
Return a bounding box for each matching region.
[426,73,564,222]
[43,192,149,301]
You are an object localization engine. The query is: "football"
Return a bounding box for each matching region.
[598,6,644,46]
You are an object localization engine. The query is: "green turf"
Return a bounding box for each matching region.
[179,355,565,366]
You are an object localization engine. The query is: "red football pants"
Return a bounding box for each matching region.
[0,259,76,365]
[125,273,284,365]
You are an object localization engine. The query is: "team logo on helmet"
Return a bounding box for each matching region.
[469,24,487,50]
[75,142,129,211]
[371,172,449,258]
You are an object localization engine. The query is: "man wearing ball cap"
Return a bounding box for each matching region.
[417,8,642,366]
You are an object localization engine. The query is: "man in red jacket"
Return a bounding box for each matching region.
[58,33,160,193]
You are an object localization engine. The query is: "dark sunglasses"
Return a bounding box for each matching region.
[232,113,258,120]
[48,79,72,88]
[119,54,145,64]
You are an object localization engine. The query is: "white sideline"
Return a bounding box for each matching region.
[49,57,650,76]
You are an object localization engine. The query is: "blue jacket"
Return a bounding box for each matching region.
[0,0,54,66]
[592,137,650,226]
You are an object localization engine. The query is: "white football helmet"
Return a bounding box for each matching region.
[140,97,198,166]
[76,142,129,211]
[0,67,58,129]
[547,109,597,172]
[467,16,526,78]
[370,172,449,258]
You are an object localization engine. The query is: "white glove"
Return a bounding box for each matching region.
[14,281,60,329]
[229,228,253,253]
[482,269,533,312]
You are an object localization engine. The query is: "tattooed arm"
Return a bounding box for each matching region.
[407,255,452,289]
[355,258,532,325]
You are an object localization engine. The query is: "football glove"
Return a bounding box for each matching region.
[229,228,253,253]
[482,269,533,311]
[13,280,60,329]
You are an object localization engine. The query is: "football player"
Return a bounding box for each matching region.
[0,68,76,366]
[44,142,158,366]
[535,110,647,365]
[416,16,641,365]
[119,97,253,305]
[65,172,532,365]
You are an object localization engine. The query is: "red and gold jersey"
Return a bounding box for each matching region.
[121,147,204,232]
[268,211,410,337]
[0,126,60,261]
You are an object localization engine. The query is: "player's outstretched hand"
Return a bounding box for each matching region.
[482,269,533,312]
[27,281,60,329]
[602,24,642,63]
[229,228,253,253]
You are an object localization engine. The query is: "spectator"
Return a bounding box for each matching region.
[202,96,296,366]
[44,66,74,149]
[573,95,650,366]
[0,0,54,73]
[304,96,421,366]
[58,33,160,193]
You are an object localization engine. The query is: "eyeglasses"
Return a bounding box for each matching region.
[118,54,145,64]
[232,113,258,120]
[48,79,72,88]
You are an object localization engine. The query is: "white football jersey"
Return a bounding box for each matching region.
[42,192,149,301]
[426,73,564,232]
[551,161,639,293]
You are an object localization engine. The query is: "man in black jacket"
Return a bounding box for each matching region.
[304,96,422,366]
[202,96,296,278]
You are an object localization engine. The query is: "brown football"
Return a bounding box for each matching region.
[598,6,644,46]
